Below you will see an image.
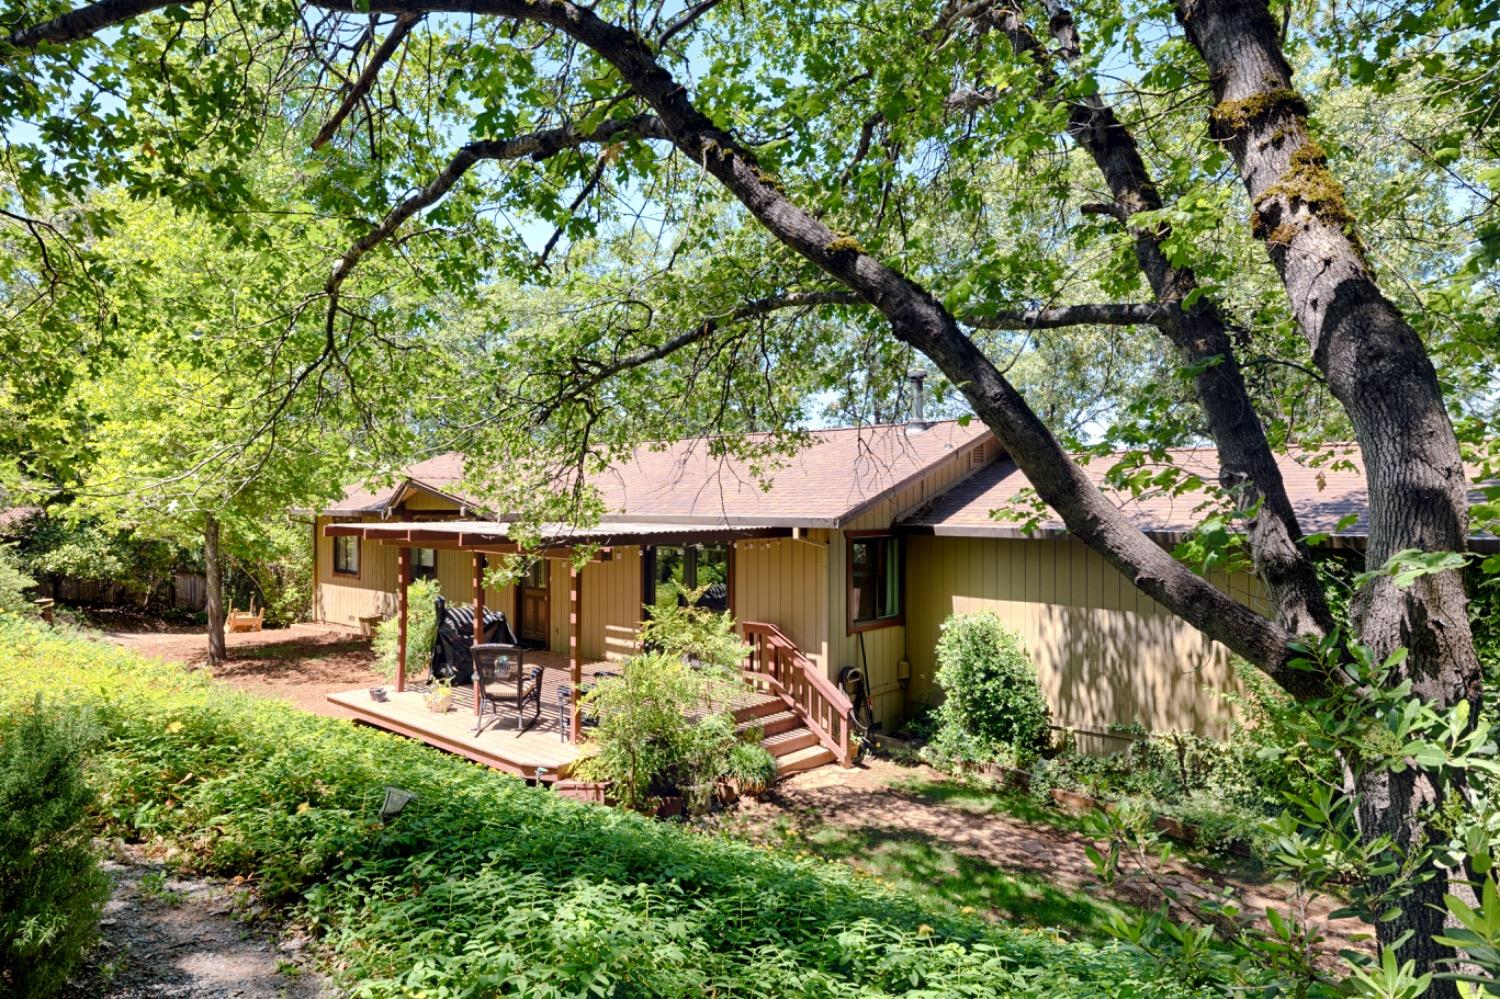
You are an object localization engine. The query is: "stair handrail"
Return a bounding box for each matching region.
[740,620,853,766]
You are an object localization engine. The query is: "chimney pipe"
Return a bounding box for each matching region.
[907,368,929,432]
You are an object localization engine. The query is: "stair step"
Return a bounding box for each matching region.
[776,744,836,776]
[762,725,819,756]
[738,710,800,738]
[732,695,787,723]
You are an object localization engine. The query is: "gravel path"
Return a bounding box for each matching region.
[63,844,326,999]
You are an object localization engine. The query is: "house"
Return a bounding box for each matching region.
[312,421,1490,768]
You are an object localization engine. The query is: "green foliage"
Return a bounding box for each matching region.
[0,613,1219,997]
[925,613,1050,767]
[638,583,751,669]
[372,577,439,684]
[0,697,110,999]
[17,516,185,608]
[0,544,35,615]
[575,651,751,810]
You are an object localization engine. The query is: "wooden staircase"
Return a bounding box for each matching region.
[732,692,838,776]
[736,621,855,778]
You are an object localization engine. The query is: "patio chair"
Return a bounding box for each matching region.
[472,642,542,736]
[557,670,620,742]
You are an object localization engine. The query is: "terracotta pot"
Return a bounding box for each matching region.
[651,795,685,819]
[555,780,611,805]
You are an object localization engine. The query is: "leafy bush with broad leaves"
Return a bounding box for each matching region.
[0,612,1219,998]
[926,612,1050,766]
[0,696,111,998]
[575,650,772,811]
[372,577,439,683]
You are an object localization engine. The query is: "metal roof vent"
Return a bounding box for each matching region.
[906,368,931,434]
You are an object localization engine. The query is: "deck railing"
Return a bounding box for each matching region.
[740,620,854,767]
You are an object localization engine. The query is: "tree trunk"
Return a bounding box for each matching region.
[987,0,1334,642]
[1175,0,1481,983]
[203,514,226,667]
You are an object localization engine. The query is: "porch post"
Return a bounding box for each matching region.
[569,562,582,743]
[471,553,485,648]
[396,546,411,692]
[727,542,737,619]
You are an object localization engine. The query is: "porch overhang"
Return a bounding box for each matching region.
[322,519,795,552]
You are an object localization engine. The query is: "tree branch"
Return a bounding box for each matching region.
[967,302,1164,330]
[310,12,421,150]
[1,0,180,50]
[326,112,668,305]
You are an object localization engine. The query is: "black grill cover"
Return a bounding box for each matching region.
[430,596,518,686]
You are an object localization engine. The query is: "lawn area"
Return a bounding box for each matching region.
[1,614,1222,998]
[703,758,1368,959]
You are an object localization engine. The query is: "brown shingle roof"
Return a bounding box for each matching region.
[324,421,991,528]
[899,446,1496,550]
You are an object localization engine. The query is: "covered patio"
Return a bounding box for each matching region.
[328,648,616,780]
[321,517,798,777]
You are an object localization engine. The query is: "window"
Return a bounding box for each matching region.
[333,535,360,576]
[643,543,730,612]
[848,535,901,631]
[412,547,437,581]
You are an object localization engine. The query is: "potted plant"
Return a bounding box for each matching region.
[424,677,454,713]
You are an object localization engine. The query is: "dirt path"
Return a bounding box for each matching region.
[104,626,382,719]
[718,758,1370,959]
[63,844,325,999]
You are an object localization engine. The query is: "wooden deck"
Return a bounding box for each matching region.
[327,651,613,781]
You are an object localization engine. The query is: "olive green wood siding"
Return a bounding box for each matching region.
[904,535,1267,743]
[731,534,830,674]
[827,437,996,731]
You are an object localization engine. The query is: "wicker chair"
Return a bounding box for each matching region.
[472,643,542,736]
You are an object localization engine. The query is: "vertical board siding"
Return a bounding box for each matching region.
[581,547,645,662]
[905,535,1265,741]
[732,535,829,673]
[313,515,401,629]
[828,440,992,731]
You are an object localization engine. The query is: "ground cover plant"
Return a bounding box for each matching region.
[0,613,1225,998]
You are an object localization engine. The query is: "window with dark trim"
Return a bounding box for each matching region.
[848,535,902,631]
[333,535,360,576]
[412,547,437,581]
[642,543,730,613]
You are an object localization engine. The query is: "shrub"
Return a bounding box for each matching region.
[926,613,1051,766]
[372,577,440,683]
[0,613,1219,998]
[638,582,750,668]
[0,697,111,998]
[0,544,36,615]
[576,651,751,810]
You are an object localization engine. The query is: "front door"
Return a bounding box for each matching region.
[519,560,550,646]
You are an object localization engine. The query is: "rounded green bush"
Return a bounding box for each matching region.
[931,612,1051,762]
